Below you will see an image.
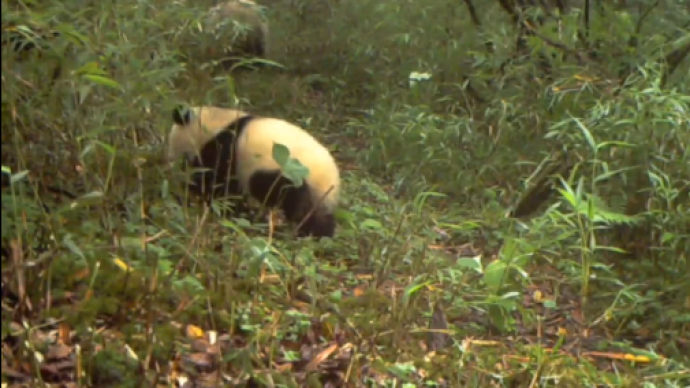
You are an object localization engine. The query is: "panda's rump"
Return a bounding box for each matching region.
[246,169,335,237]
[246,169,310,210]
[235,118,339,201]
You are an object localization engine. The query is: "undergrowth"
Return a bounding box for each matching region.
[2,0,688,387]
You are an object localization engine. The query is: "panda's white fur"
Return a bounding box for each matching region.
[168,105,340,238]
[167,106,249,163]
[205,0,269,64]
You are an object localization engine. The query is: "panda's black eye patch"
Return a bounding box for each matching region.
[172,105,192,126]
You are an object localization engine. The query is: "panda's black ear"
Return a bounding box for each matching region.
[172,105,192,126]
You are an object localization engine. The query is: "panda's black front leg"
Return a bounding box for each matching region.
[228,196,255,219]
[227,195,273,225]
[209,187,256,222]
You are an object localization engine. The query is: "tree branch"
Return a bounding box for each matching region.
[661,40,690,88]
[496,0,519,25]
[522,21,593,67]
[618,0,660,79]
[463,0,482,28]
[463,0,494,52]
[495,0,553,75]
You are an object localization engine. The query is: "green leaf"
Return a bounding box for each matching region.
[282,159,309,187]
[271,143,310,186]
[572,117,597,152]
[484,260,507,292]
[359,219,383,230]
[76,61,107,76]
[402,281,430,307]
[271,143,290,166]
[329,290,343,302]
[662,232,676,244]
[457,255,482,272]
[83,74,121,90]
[62,234,86,262]
[10,170,29,184]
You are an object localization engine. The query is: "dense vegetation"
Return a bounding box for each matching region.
[2,0,688,386]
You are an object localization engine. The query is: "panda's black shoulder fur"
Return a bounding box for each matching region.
[227,115,256,137]
[171,105,257,136]
[183,113,259,203]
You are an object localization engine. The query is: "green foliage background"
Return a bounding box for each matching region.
[2,0,689,386]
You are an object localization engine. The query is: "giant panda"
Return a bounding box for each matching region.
[167,105,340,238]
[203,0,269,68]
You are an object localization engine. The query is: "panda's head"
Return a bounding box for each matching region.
[167,105,249,163]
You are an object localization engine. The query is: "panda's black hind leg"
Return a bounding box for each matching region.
[246,170,295,209]
[294,211,335,238]
[246,170,332,238]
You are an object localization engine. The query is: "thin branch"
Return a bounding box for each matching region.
[629,1,660,55]
[495,0,546,73]
[496,0,519,25]
[461,75,486,105]
[554,0,566,14]
[537,0,555,19]
[618,0,660,79]
[583,0,590,41]
[661,40,690,88]
[463,0,482,28]
[463,0,494,52]
[522,21,592,66]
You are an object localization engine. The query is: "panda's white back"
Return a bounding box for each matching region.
[234,118,339,200]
